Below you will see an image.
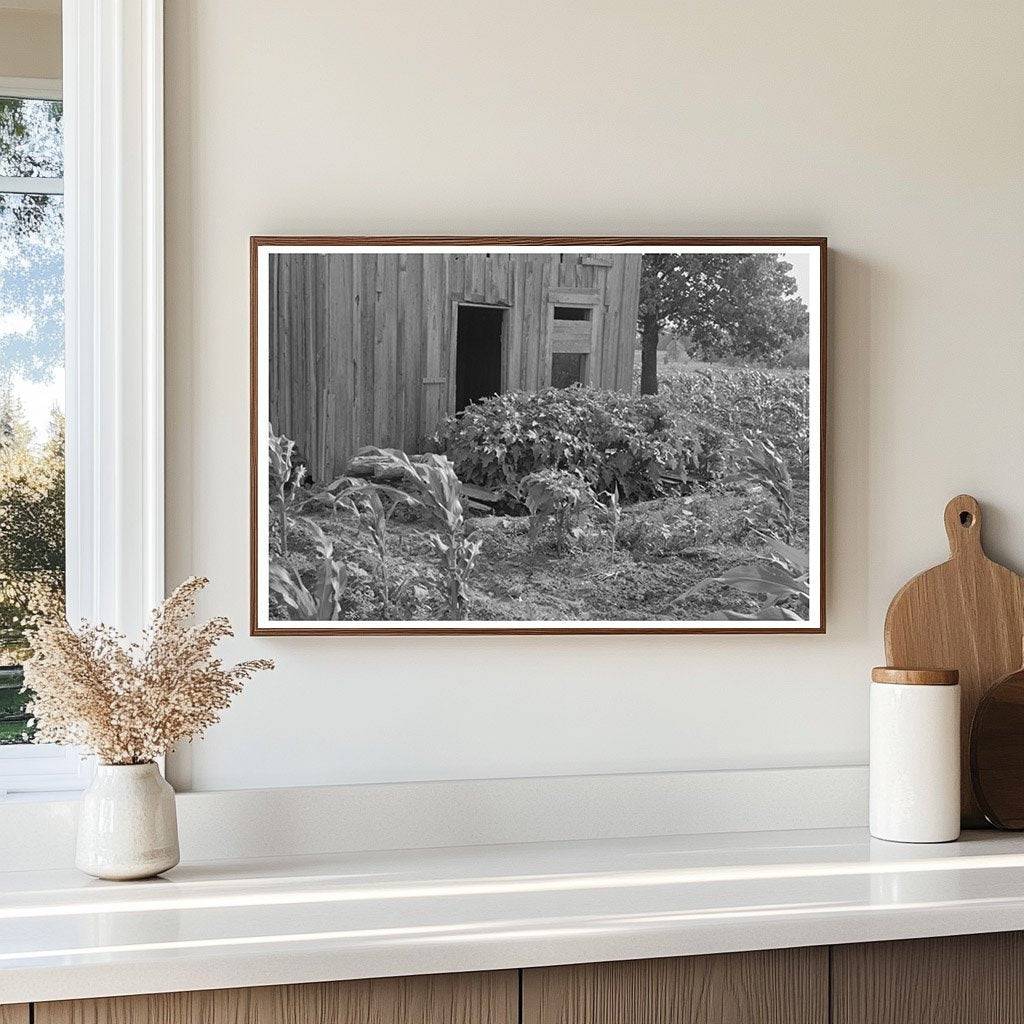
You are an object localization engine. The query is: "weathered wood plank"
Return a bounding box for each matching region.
[542,255,560,387]
[305,255,319,472]
[618,254,642,390]
[421,255,445,440]
[600,257,625,388]
[313,255,329,480]
[522,257,540,391]
[439,257,453,421]
[448,252,464,301]
[506,257,524,392]
[288,256,307,459]
[402,254,424,453]
[446,297,458,414]
[501,254,512,303]
[396,254,408,451]
[348,255,362,461]
[267,254,280,433]
[324,254,351,479]
[558,254,574,288]
[275,254,292,436]
[552,320,593,348]
[484,253,497,304]
[0,1005,29,1024]
[469,253,484,301]
[358,254,376,452]
[381,254,399,447]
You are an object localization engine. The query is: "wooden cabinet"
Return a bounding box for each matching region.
[34,971,517,1024]
[522,948,828,1024]
[832,932,1024,1024]
[21,932,1024,1024]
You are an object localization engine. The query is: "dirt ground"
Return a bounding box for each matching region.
[281,483,809,623]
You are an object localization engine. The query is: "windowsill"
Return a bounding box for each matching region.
[4,826,1024,1004]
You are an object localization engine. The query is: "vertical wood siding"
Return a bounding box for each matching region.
[268,252,642,480]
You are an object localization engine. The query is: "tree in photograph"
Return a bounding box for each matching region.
[637,254,807,393]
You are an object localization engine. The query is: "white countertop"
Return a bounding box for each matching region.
[4,826,1024,1004]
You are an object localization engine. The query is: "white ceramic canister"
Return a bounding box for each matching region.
[76,762,180,880]
[869,667,961,843]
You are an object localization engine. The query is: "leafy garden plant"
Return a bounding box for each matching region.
[658,367,810,477]
[520,468,596,553]
[432,386,725,506]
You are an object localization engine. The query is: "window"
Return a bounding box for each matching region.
[0,89,65,752]
[548,294,598,389]
[0,8,166,799]
[553,305,591,322]
[551,352,587,388]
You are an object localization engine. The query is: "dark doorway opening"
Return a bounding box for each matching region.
[455,305,504,412]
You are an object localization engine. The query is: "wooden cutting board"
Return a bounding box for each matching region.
[884,494,1024,826]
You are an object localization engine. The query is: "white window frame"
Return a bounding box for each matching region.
[0,0,164,799]
[0,75,81,796]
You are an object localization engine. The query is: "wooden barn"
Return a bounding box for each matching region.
[268,251,643,481]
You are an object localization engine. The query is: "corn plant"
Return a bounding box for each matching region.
[268,428,306,556]
[681,534,810,621]
[520,468,595,554]
[731,435,795,542]
[682,433,806,619]
[269,558,346,620]
[268,517,349,621]
[595,490,622,553]
[341,448,482,620]
[328,477,419,620]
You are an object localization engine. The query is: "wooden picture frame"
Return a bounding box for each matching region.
[251,237,827,635]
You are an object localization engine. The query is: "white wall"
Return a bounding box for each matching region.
[164,0,1024,792]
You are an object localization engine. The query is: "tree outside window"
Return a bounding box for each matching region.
[0,94,65,744]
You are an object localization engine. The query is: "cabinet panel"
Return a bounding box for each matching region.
[0,1006,29,1024]
[522,948,828,1024]
[832,932,1024,1024]
[36,971,517,1024]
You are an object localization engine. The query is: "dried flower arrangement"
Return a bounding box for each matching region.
[23,576,273,765]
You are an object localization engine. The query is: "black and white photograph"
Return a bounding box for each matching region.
[251,239,824,633]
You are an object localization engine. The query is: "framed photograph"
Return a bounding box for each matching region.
[251,237,826,634]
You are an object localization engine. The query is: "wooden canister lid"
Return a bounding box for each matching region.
[871,666,960,686]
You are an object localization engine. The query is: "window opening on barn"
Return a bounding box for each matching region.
[553,306,591,322]
[551,352,587,388]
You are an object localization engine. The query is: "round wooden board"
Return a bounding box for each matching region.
[971,664,1024,829]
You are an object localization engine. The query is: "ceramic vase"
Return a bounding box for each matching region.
[76,762,180,880]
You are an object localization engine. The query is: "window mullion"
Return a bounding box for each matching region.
[0,176,64,196]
